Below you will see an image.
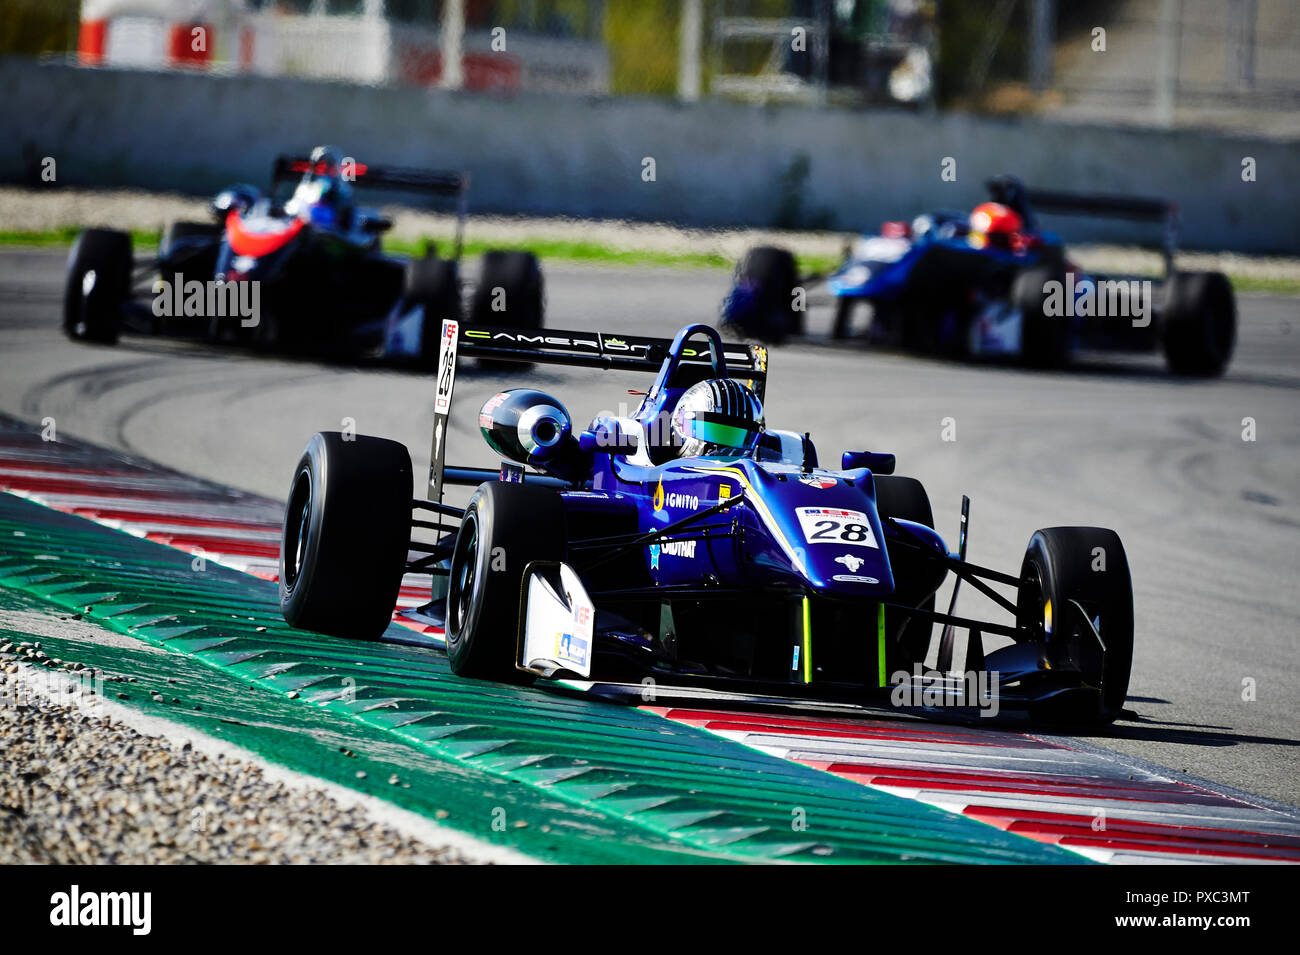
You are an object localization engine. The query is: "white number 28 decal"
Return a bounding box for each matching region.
[795,507,878,548]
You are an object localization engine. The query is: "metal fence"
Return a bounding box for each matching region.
[1007,0,1300,134]
[66,0,937,105]
[33,0,1300,135]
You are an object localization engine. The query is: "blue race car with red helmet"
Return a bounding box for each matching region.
[61,145,543,363]
[723,175,1235,376]
[278,320,1137,725]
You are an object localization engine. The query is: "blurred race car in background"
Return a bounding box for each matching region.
[61,145,544,363]
[722,175,1236,376]
[277,321,1135,725]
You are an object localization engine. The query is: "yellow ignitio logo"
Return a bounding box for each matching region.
[1043,598,1053,635]
[653,479,665,512]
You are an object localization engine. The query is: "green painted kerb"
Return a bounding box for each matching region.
[0,492,1079,864]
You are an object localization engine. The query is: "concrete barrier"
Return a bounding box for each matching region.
[2,58,1296,253]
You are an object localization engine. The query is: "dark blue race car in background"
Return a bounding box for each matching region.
[278,320,1137,725]
[61,145,544,364]
[723,175,1236,376]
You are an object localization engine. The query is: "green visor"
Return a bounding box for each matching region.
[683,413,762,452]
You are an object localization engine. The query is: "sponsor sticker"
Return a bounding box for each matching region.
[649,540,696,568]
[555,631,589,670]
[478,391,509,430]
[796,506,877,549]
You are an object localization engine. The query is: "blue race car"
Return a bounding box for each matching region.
[722,175,1235,376]
[62,145,543,364]
[279,321,1135,724]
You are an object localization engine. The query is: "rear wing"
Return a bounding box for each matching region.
[271,155,470,256]
[456,325,769,378]
[426,321,769,504]
[271,155,466,196]
[986,176,1179,275]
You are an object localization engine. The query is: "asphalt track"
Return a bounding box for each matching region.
[1,246,1297,808]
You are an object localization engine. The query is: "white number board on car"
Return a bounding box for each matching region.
[795,506,878,549]
[433,319,459,414]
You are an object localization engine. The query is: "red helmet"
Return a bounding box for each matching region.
[969,201,1025,251]
[970,201,1023,235]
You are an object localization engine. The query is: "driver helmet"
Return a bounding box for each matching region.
[968,201,1024,250]
[671,379,765,458]
[298,145,352,225]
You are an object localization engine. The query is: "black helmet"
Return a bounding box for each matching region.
[670,379,765,458]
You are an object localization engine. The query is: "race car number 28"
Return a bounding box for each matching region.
[795,507,878,548]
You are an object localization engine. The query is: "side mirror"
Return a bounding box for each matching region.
[579,417,639,455]
[842,450,895,474]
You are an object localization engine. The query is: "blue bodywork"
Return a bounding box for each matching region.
[433,320,1121,708]
[572,327,948,599]
[488,324,952,664]
[721,194,1168,361]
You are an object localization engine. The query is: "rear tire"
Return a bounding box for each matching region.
[405,254,462,366]
[445,482,567,682]
[279,432,412,640]
[63,228,131,344]
[1018,526,1133,724]
[733,246,799,342]
[1162,270,1235,377]
[470,250,544,330]
[1014,266,1070,368]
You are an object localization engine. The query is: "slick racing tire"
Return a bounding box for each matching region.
[1161,270,1235,377]
[406,254,462,366]
[63,228,131,344]
[1017,526,1133,725]
[445,482,566,683]
[874,476,941,668]
[470,250,544,331]
[280,432,412,641]
[733,246,800,343]
[1014,266,1070,368]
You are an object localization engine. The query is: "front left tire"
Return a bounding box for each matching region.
[63,228,132,344]
[280,432,412,640]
